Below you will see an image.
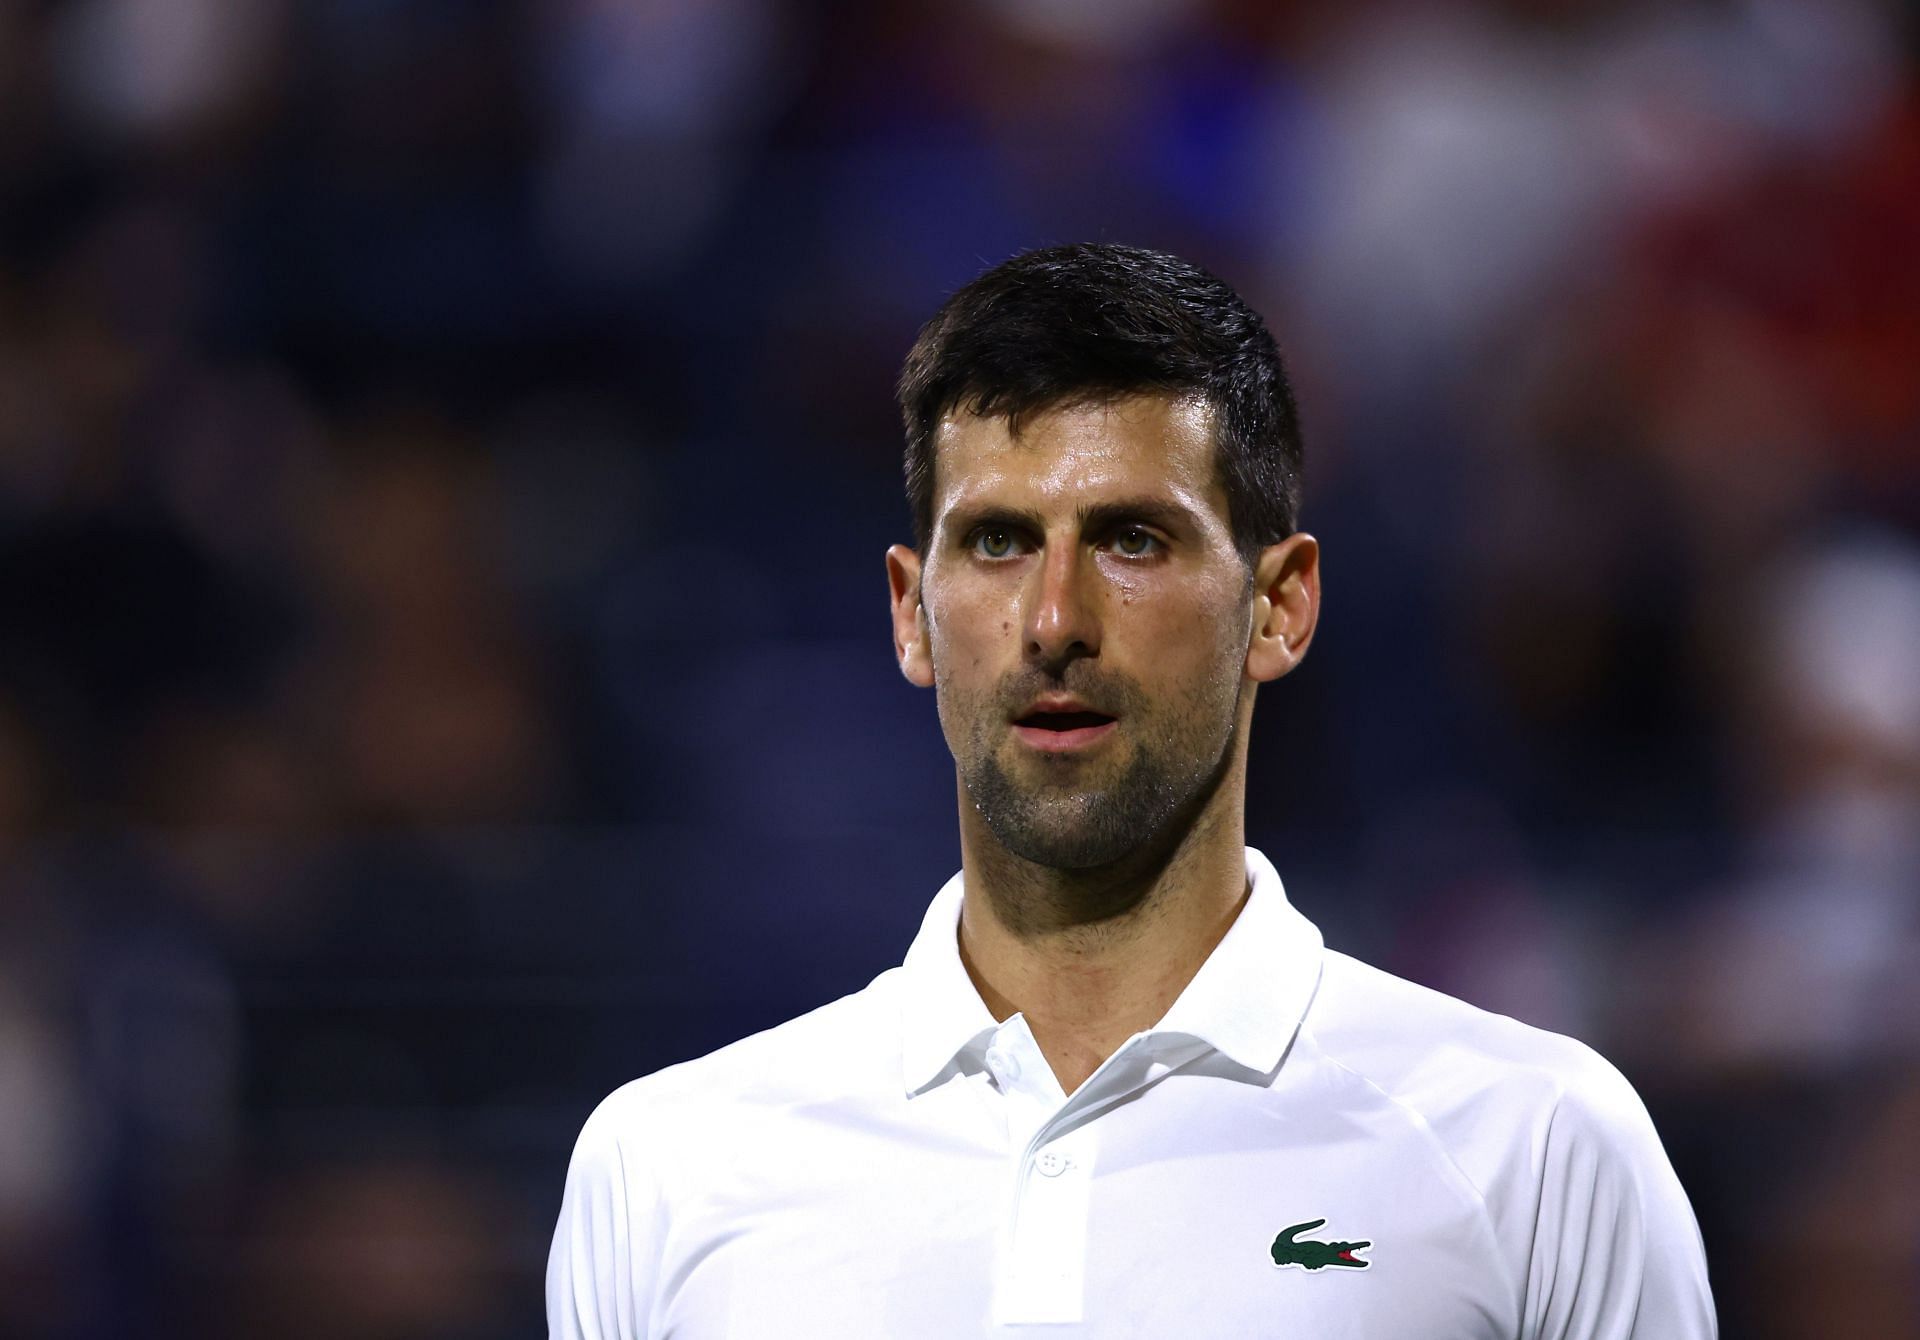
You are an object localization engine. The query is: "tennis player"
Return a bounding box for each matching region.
[548,244,1715,1338]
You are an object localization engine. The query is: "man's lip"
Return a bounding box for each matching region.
[1011,695,1109,720]
[1010,719,1118,753]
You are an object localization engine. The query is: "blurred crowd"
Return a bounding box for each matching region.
[1,1,1916,1335]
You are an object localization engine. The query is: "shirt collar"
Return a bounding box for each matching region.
[1150,846,1325,1075]
[898,846,1325,1096]
[900,870,1001,1096]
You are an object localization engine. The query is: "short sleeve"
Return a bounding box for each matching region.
[1525,1057,1716,1339]
[547,1091,664,1340]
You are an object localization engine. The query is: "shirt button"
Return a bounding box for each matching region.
[1034,1150,1069,1177]
[985,1047,1021,1083]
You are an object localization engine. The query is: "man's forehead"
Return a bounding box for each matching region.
[930,394,1221,516]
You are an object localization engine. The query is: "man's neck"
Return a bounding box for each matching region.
[954,800,1251,1096]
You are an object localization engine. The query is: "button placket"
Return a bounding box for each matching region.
[999,1129,1095,1325]
[985,1017,1080,1325]
[992,1028,1187,1325]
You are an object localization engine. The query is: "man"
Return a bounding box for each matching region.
[547,245,1716,1337]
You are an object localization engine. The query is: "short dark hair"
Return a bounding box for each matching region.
[897,243,1303,566]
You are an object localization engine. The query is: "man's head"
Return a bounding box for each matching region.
[897,243,1303,569]
[886,245,1318,876]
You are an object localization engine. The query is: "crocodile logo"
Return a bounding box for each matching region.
[1270,1219,1371,1271]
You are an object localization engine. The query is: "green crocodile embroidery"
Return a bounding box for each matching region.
[1270,1219,1371,1271]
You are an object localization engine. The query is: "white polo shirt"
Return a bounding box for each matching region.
[548,847,1715,1338]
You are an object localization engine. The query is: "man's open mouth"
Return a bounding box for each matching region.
[1015,711,1117,732]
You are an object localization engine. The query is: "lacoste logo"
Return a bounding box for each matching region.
[1270,1218,1371,1271]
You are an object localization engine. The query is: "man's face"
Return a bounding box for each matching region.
[893,394,1262,870]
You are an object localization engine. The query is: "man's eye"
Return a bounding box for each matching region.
[974,529,1016,558]
[1113,527,1160,556]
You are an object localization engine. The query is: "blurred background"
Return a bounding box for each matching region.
[1,0,1916,1335]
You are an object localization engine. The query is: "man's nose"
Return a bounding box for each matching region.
[1024,541,1100,670]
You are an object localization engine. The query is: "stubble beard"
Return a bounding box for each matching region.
[946,661,1245,872]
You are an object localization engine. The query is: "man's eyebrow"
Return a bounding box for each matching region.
[941,501,1044,538]
[1075,496,1198,534]
[940,495,1200,539]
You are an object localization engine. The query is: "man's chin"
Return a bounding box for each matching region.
[971,790,1151,870]
[991,825,1142,872]
[964,745,1188,865]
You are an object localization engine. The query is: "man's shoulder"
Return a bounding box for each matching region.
[1304,954,1712,1332]
[578,967,909,1146]
[1306,949,1655,1174]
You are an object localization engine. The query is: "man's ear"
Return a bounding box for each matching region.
[887,544,935,688]
[1245,532,1320,683]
